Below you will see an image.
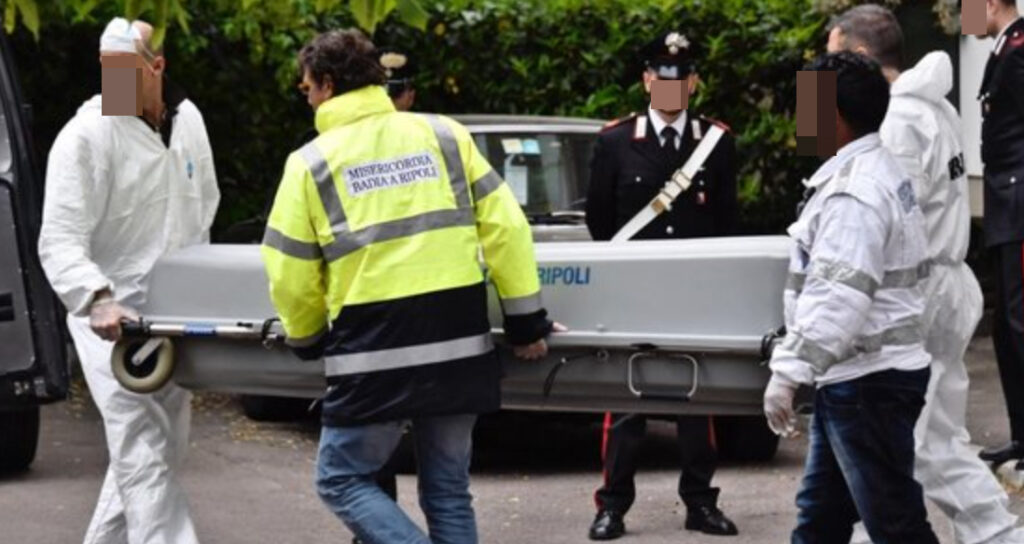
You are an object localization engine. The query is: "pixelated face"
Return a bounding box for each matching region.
[963,0,986,35]
[796,70,838,158]
[644,70,697,113]
[100,53,144,116]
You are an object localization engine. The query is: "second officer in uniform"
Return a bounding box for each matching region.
[585,31,739,540]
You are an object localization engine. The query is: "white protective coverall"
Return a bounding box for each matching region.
[38,87,219,543]
[871,51,1021,544]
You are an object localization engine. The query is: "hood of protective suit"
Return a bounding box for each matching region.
[890,51,953,105]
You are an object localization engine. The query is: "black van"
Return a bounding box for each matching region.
[0,31,70,472]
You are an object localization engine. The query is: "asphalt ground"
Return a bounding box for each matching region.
[2,338,1023,543]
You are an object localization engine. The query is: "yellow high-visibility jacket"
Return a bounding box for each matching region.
[261,86,551,425]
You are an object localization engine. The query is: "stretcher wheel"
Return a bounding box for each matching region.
[111,337,175,394]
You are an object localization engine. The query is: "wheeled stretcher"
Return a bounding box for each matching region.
[112,236,790,416]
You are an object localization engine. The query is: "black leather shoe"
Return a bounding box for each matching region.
[588,510,626,540]
[686,505,739,536]
[980,441,1024,466]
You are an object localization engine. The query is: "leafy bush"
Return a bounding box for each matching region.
[8,0,951,235]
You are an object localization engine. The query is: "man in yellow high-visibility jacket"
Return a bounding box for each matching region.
[262,29,554,543]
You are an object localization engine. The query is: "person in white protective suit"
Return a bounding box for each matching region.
[37,17,219,544]
[765,51,940,543]
[827,5,1024,543]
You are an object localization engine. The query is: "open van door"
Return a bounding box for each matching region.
[0,31,69,472]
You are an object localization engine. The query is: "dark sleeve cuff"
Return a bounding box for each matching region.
[290,335,329,361]
[503,308,553,346]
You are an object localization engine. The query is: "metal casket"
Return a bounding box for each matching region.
[141,236,791,415]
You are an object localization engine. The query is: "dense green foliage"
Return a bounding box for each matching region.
[8,0,957,234]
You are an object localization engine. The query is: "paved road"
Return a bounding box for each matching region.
[2,339,1022,543]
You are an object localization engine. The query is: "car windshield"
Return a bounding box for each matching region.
[471,131,596,221]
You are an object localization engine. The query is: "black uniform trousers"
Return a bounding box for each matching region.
[594,412,719,514]
[992,241,1024,441]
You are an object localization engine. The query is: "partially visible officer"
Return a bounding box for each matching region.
[975,0,1024,468]
[263,29,556,543]
[828,5,1024,543]
[38,17,219,544]
[764,51,938,543]
[584,31,739,540]
[379,47,416,111]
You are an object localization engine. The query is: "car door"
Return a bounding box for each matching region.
[0,31,68,407]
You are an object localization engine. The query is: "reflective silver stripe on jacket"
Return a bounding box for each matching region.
[420,114,471,209]
[780,333,838,372]
[848,319,922,355]
[286,325,328,348]
[786,261,931,294]
[473,170,505,202]
[295,118,475,263]
[320,208,475,261]
[501,292,543,315]
[262,226,322,260]
[808,259,879,297]
[298,142,348,231]
[324,333,494,376]
[782,319,924,372]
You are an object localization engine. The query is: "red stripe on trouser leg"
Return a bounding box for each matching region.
[595,411,613,510]
[708,415,718,451]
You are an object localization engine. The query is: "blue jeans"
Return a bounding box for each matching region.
[792,368,939,544]
[316,414,478,544]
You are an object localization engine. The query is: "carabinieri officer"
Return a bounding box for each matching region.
[584,30,739,540]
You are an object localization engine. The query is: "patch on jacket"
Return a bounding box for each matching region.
[343,152,441,197]
[897,180,917,212]
[948,152,965,181]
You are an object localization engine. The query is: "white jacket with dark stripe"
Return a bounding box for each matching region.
[770,133,932,386]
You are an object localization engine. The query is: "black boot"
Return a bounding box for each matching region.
[588,510,626,540]
[980,441,1024,467]
[685,505,738,536]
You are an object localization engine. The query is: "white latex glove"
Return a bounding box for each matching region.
[89,294,139,342]
[763,374,799,438]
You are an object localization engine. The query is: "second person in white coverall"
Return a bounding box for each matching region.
[828,5,1024,544]
[37,17,219,544]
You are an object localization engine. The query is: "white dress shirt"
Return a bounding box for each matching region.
[648,106,687,150]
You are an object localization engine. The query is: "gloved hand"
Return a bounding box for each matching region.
[763,374,799,438]
[89,292,139,342]
[513,322,568,361]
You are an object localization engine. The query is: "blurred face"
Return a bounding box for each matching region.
[642,69,698,115]
[392,88,416,112]
[300,69,334,111]
[99,49,164,116]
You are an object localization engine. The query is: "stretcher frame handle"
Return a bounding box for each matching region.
[626,351,700,403]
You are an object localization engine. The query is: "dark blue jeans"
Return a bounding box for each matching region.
[792,368,939,544]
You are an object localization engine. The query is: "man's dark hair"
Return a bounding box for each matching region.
[298,29,386,94]
[998,0,1016,7]
[829,4,904,70]
[808,51,890,138]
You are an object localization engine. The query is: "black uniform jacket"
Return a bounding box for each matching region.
[981,17,1024,247]
[585,110,738,241]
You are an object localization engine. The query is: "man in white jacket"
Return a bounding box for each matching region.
[827,5,1023,544]
[38,17,219,544]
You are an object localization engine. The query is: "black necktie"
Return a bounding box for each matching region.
[661,126,678,153]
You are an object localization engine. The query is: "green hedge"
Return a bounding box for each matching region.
[11,1,849,234]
